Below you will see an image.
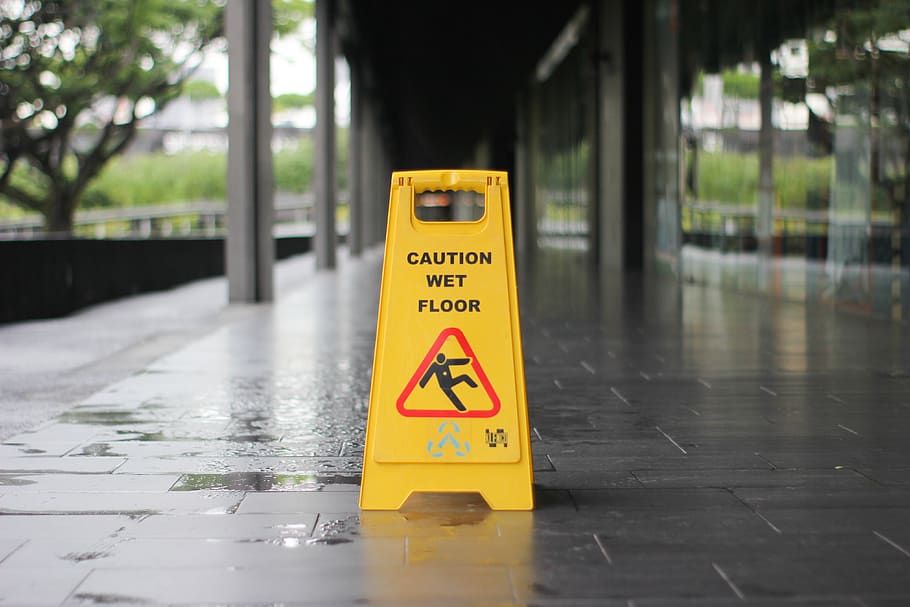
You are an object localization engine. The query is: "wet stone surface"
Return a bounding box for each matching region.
[0,247,909,605]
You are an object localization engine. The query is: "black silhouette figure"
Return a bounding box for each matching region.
[419,353,478,411]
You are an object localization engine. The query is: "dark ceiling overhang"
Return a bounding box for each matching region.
[336,0,583,169]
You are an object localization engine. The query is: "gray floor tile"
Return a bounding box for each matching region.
[0,490,243,515]
[0,473,179,492]
[632,468,877,489]
[237,491,360,514]
[0,567,88,606]
[113,455,363,475]
[0,515,136,539]
[129,513,319,539]
[0,457,126,474]
[4,536,404,569]
[71,564,513,604]
[0,538,24,563]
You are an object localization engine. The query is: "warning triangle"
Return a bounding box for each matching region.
[397,327,501,418]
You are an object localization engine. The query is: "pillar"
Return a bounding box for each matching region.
[596,0,626,271]
[347,62,363,256]
[226,0,273,302]
[315,0,336,269]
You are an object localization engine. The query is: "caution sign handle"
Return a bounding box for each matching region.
[407,170,493,194]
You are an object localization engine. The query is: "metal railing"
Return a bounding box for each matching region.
[0,192,349,239]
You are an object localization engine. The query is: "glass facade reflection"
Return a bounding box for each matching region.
[531,8,595,255]
[528,0,909,322]
[676,0,910,320]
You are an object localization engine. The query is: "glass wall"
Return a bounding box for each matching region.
[675,0,910,321]
[648,0,682,272]
[531,8,596,255]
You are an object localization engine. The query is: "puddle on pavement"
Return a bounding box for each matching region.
[63,551,111,563]
[59,410,151,426]
[310,514,361,544]
[170,471,361,492]
[237,537,310,548]
[0,475,37,486]
[75,443,126,457]
[306,536,353,545]
[223,434,281,443]
[113,431,167,442]
[72,593,149,605]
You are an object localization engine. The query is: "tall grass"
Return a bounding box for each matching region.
[84,152,227,208]
[0,132,334,219]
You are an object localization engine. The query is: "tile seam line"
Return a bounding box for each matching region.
[610,386,631,406]
[0,538,27,567]
[60,567,95,606]
[712,561,746,600]
[507,567,521,604]
[592,533,613,565]
[874,530,910,559]
[655,426,687,455]
[725,486,783,535]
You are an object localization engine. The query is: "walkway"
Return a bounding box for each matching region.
[1,246,909,605]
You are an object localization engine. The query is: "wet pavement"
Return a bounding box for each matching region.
[1,246,910,605]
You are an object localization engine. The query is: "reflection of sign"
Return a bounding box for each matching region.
[360,170,534,511]
[398,328,500,418]
[427,422,471,457]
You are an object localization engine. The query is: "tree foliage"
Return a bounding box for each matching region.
[183,79,221,101]
[808,1,910,92]
[273,0,313,38]
[274,92,312,112]
[0,0,223,233]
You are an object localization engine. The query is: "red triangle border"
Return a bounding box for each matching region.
[396,327,501,418]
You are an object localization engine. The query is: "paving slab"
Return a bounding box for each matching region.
[70,564,515,605]
[0,567,89,606]
[128,513,319,539]
[0,490,244,515]
[0,515,137,540]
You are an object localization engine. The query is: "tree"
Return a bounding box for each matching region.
[0,0,223,234]
[274,92,313,113]
[183,79,222,102]
[808,1,910,215]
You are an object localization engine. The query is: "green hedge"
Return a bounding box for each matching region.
[695,151,831,209]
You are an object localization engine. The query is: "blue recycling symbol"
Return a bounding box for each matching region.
[427,421,471,458]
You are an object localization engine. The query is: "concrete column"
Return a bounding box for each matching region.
[347,63,363,256]
[514,90,536,262]
[359,102,376,249]
[314,0,336,269]
[641,0,657,271]
[225,0,273,302]
[596,0,625,271]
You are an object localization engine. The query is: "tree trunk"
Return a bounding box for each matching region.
[43,194,76,238]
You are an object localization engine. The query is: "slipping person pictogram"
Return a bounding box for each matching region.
[418,353,478,412]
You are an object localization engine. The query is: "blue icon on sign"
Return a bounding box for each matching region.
[427,421,471,458]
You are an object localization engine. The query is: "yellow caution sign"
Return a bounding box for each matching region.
[360,170,533,510]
